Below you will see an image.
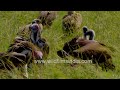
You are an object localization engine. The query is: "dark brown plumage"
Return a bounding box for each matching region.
[0,37,43,78]
[0,52,27,69]
[38,11,57,28]
[8,23,49,61]
[16,21,49,59]
[1,36,43,64]
[8,40,43,60]
[57,28,115,71]
[57,26,96,58]
[0,23,48,78]
[62,11,82,36]
[57,26,89,58]
[57,36,80,59]
[73,38,115,71]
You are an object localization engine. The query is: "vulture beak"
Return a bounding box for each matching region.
[57,50,69,58]
[34,51,43,60]
[76,37,82,42]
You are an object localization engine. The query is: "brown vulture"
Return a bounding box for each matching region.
[38,11,57,28]
[57,27,115,71]
[62,11,82,36]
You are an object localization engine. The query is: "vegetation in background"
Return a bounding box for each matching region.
[0,11,120,79]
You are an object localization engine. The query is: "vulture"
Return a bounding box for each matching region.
[29,23,49,59]
[0,39,43,78]
[0,23,49,78]
[17,19,43,41]
[82,26,95,40]
[57,27,115,71]
[57,36,80,59]
[57,26,90,57]
[12,23,49,59]
[16,19,49,58]
[38,11,57,28]
[62,11,82,36]
[8,23,49,61]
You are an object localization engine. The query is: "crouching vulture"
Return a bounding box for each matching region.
[29,23,49,59]
[0,39,43,78]
[62,11,82,36]
[17,19,43,41]
[57,27,115,71]
[0,23,49,78]
[17,20,49,59]
[38,11,57,28]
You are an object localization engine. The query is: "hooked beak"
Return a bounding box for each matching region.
[35,51,43,60]
[57,50,69,58]
[76,37,82,42]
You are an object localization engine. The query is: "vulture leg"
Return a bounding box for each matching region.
[21,64,28,78]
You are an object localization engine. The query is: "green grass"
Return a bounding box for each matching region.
[0,11,120,79]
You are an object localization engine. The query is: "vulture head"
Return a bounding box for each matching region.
[32,19,41,24]
[29,23,42,44]
[68,11,75,15]
[29,23,49,59]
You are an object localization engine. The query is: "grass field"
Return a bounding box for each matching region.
[0,11,120,79]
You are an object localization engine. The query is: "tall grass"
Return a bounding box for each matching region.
[0,11,120,79]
